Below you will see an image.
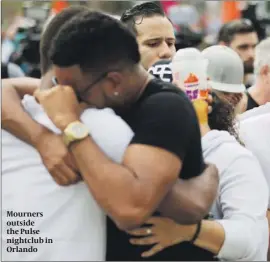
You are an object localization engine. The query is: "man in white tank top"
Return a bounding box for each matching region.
[2,95,133,261]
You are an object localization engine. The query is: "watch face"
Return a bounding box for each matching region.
[71,124,88,138]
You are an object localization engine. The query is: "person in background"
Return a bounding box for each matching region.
[201,45,246,115]
[167,3,202,34]
[128,89,269,262]
[148,59,173,83]
[1,31,16,64]
[1,62,25,78]
[144,44,269,261]
[241,37,270,111]
[239,103,270,260]
[121,1,176,70]
[148,46,246,115]
[217,19,259,88]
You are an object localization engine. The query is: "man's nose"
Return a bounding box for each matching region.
[247,47,255,59]
[159,42,173,59]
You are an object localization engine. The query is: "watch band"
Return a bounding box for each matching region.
[62,133,73,147]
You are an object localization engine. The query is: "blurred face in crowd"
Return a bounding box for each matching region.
[135,15,176,70]
[228,32,259,74]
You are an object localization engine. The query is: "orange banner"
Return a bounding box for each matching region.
[51,1,69,14]
[222,1,241,23]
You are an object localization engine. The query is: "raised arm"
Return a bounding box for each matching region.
[2,76,80,185]
[2,77,44,145]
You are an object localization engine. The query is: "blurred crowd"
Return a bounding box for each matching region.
[1,1,270,262]
[1,1,270,79]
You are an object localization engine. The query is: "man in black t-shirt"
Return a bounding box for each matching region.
[4,10,218,261]
[42,11,218,261]
[106,77,219,261]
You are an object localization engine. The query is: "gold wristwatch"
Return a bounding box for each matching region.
[63,121,89,147]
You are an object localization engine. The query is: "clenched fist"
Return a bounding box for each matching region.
[34,85,81,131]
[36,130,82,186]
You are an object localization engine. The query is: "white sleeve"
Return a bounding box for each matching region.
[216,153,269,261]
[80,108,134,163]
[1,40,15,64]
[22,95,134,163]
[238,102,270,121]
[7,63,25,78]
[240,113,270,208]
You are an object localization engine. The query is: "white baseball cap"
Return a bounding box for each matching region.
[202,45,246,93]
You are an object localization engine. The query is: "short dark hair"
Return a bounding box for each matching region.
[120,1,165,35]
[49,11,140,74]
[217,19,256,44]
[40,6,88,74]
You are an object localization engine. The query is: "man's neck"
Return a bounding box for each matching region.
[248,79,270,106]
[129,65,153,103]
[114,65,152,114]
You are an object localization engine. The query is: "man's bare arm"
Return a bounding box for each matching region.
[69,140,180,231]
[158,164,219,224]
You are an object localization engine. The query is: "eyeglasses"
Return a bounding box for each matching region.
[78,71,109,97]
[51,72,108,99]
[51,69,120,99]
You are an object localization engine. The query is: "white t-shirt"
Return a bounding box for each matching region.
[239,103,270,208]
[202,130,269,261]
[2,95,134,261]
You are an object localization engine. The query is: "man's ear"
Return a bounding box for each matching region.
[107,72,123,85]
[260,64,269,77]
[260,65,270,85]
[106,71,123,93]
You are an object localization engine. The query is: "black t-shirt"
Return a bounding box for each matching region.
[107,78,216,261]
[246,91,259,111]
